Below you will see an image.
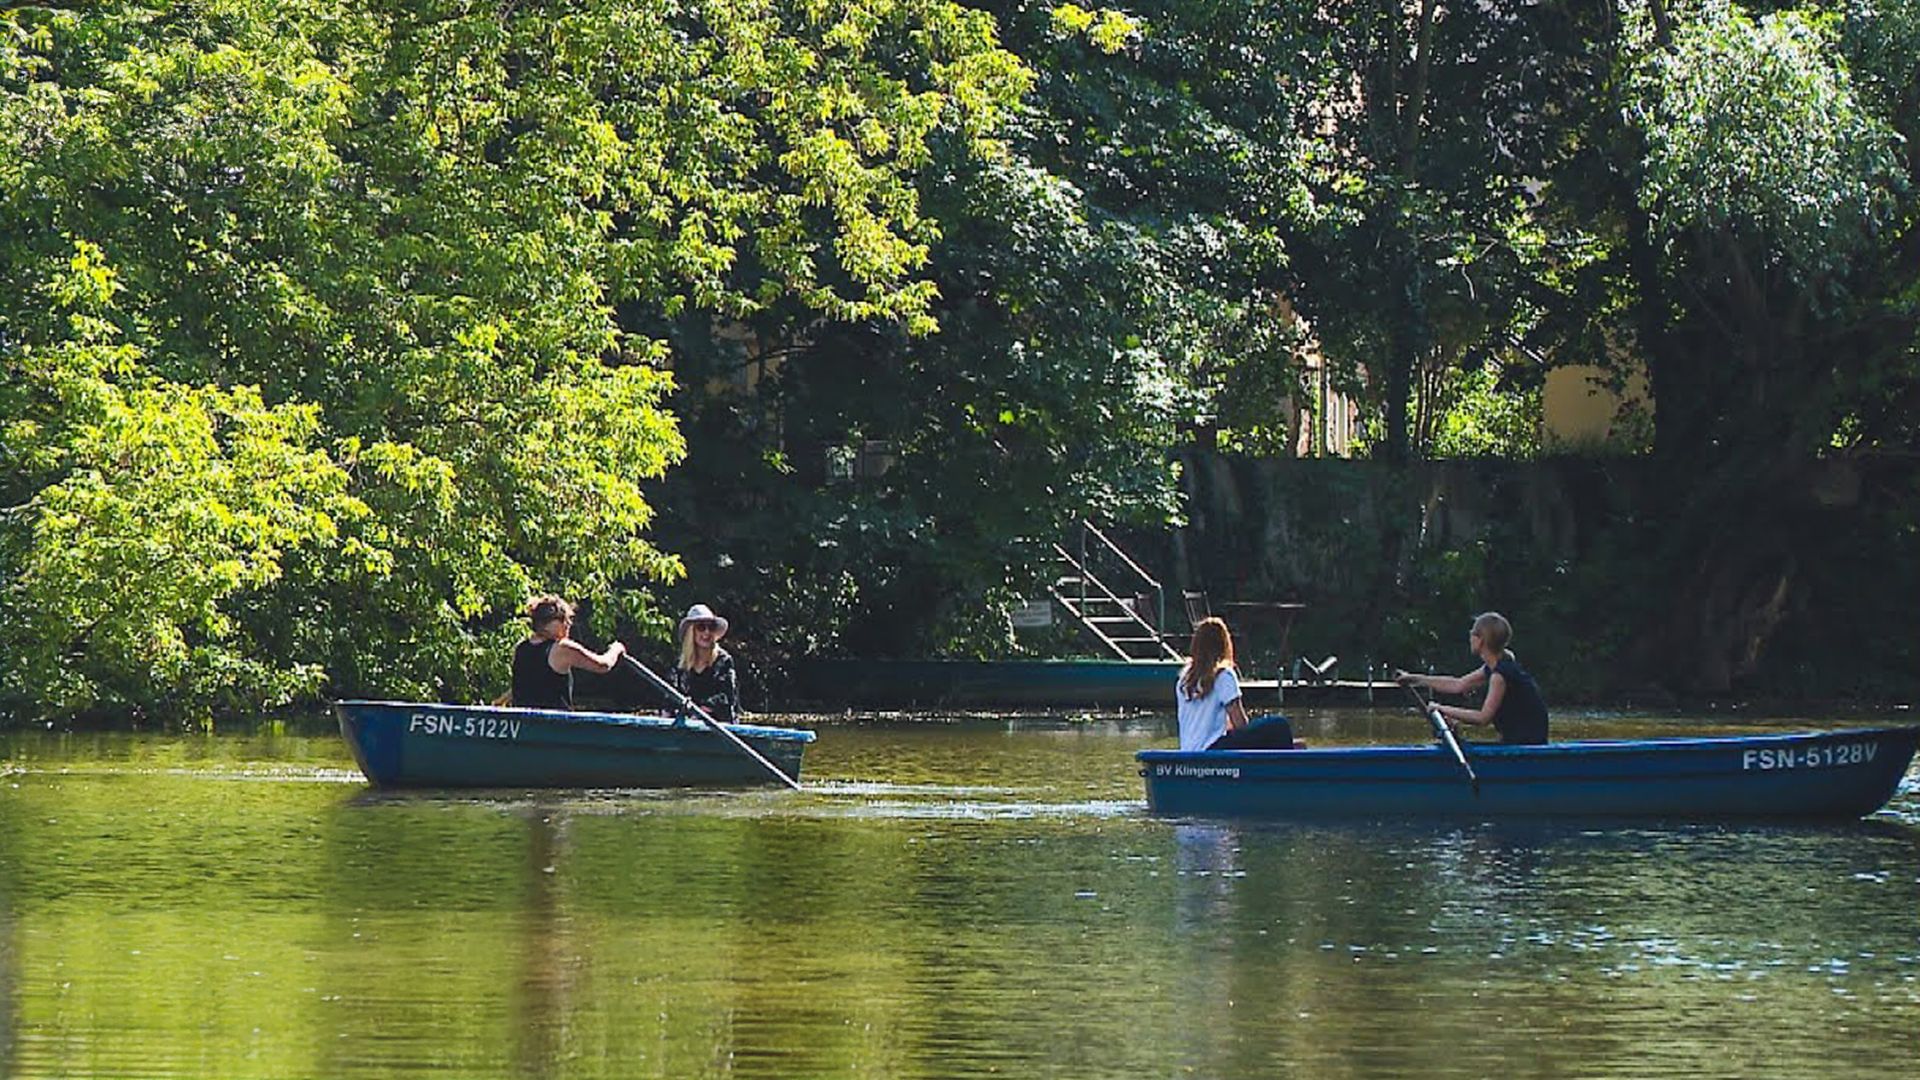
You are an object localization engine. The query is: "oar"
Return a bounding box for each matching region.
[621,655,803,791]
[1403,680,1479,797]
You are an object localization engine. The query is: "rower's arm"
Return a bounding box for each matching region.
[1399,666,1486,697]
[552,638,627,675]
[1439,672,1506,727]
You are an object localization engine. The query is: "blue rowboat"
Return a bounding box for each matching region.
[335,700,815,789]
[1138,726,1920,820]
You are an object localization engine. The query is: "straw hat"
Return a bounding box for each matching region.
[677,603,729,643]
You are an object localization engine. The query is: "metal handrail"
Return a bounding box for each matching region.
[1049,548,1162,633]
[1045,554,1178,661]
[1078,520,1165,639]
[1082,520,1160,590]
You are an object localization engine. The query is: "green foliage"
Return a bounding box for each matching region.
[1279,2,1606,463]
[0,0,1023,720]
[652,0,1328,659]
[1,249,364,715]
[1049,5,1143,55]
[1378,544,1488,673]
[1630,2,1902,284]
[4,0,1918,706]
[1424,365,1543,460]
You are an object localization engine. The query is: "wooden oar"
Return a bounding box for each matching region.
[1403,680,1480,797]
[621,655,803,791]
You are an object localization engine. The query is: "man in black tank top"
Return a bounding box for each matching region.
[509,595,628,709]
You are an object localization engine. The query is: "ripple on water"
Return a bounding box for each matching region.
[799,796,1144,821]
[3,763,366,784]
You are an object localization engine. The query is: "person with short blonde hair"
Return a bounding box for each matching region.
[510,594,627,710]
[1397,611,1549,744]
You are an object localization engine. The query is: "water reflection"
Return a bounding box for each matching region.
[514,807,568,1080]
[1170,823,1241,933]
[0,713,1915,1078]
[1,879,14,1076]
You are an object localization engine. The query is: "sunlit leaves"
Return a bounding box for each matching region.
[1049,5,1143,55]
[0,0,1023,719]
[1631,3,1902,283]
[583,0,1030,327]
[11,364,361,716]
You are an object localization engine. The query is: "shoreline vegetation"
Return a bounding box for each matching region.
[4,3,1918,727]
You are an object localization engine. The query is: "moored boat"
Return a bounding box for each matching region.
[786,658,1407,708]
[790,658,1185,707]
[1138,726,1920,820]
[336,700,815,789]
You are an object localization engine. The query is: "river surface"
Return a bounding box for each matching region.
[1,706,1917,1078]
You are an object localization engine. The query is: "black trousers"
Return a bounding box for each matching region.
[1208,714,1296,750]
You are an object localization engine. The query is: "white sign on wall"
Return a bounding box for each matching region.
[1010,599,1054,629]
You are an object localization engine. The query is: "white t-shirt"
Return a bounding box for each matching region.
[1176,665,1242,751]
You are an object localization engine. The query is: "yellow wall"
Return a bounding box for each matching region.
[1542,364,1651,451]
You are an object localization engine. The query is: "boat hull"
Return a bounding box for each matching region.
[336,700,814,789]
[1138,726,1920,820]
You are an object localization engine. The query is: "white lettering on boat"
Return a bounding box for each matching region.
[1154,764,1242,780]
[406,712,521,740]
[1740,742,1877,771]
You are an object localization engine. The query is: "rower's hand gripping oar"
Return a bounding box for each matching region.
[621,655,803,791]
[1403,679,1480,797]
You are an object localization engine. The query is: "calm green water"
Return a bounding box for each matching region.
[2,707,1917,1078]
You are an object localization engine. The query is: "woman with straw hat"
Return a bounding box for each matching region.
[670,604,740,723]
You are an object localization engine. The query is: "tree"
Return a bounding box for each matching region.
[650,0,1345,658]
[1286,1,1601,465]
[0,0,1025,720]
[1592,1,1914,690]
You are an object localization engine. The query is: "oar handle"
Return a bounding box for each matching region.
[621,655,802,791]
[1402,678,1480,797]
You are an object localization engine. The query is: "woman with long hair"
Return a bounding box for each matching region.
[670,603,741,723]
[1177,617,1294,751]
[1397,611,1549,745]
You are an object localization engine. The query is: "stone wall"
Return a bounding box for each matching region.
[1117,452,1917,701]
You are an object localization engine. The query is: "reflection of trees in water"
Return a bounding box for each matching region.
[1165,817,1920,1076]
[513,804,570,1080]
[0,778,16,1075]
[1166,824,1244,1073]
[1153,821,1573,1076]
[279,770,1920,1077]
[312,789,541,1076]
[1,891,13,1074]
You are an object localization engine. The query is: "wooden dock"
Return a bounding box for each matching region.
[789,659,1403,710]
[1241,679,1403,706]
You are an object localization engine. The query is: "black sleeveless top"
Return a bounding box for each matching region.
[512,638,572,710]
[1481,656,1548,744]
